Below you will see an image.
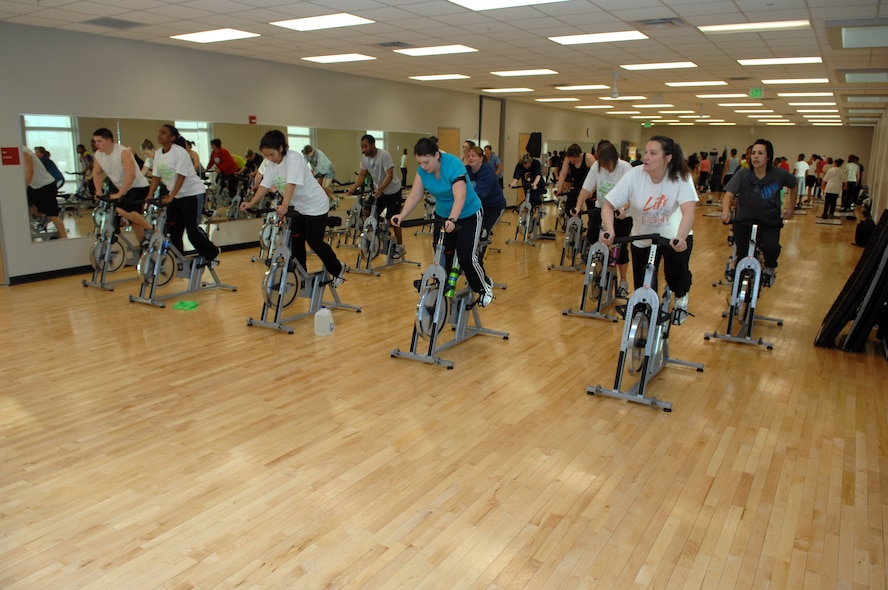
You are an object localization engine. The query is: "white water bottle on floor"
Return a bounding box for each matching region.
[314,306,334,336]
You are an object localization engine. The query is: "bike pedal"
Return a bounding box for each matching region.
[615,304,628,319]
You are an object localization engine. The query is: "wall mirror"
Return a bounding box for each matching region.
[20,115,431,247]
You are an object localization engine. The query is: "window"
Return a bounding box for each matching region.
[366,130,385,150]
[175,120,211,169]
[287,126,311,153]
[22,115,77,192]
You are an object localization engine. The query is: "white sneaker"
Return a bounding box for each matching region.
[332,263,347,287]
[394,244,406,259]
[762,267,776,287]
[673,293,689,325]
[616,281,629,298]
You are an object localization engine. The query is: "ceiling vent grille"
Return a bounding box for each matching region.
[377,41,413,49]
[83,17,142,30]
[633,17,685,29]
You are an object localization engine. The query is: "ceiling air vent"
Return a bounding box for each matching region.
[633,18,685,29]
[83,17,142,30]
[377,41,413,49]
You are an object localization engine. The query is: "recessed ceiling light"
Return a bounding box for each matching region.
[845,72,888,83]
[631,115,662,119]
[555,85,609,91]
[302,53,376,64]
[786,102,837,106]
[678,115,704,119]
[607,111,641,115]
[482,87,533,93]
[574,105,613,109]
[762,78,829,84]
[665,81,726,87]
[767,122,796,126]
[659,110,695,114]
[699,20,810,34]
[621,61,697,71]
[657,119,680,122]
[668,122,695,126]
[549,30,648,45]
[492,69,557,77]
[749,115,784,118]
[796,109,838,113]
[776,92,833,97]
[271,13,374,31]
[847,96,888,102]
[408,74,470,81]
[171,28,259,43]
[709,122,736,125]
[735,109,774,113]
[449,0,568,10]
[395,45,477,57]
[632,104,674,108]
[535,97,580,102]
[812,122,843,126]
[718,102,763,107]
[738,56,822,66]
[841,25,888,49]
[696,93,747,98]
[802,114,841,118]
[598,96,646,101]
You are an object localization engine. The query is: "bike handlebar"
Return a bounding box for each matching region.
[605,232,678,247]
[397,217,461,232]
[721,217,784,228]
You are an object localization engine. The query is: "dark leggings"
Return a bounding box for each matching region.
[733,222,780,269]
[433,210,487,294]
[167,195,219,261]
[842,182,857,210]
[630,235,693,298]
[289,212,344,277]
[823,193,839,217]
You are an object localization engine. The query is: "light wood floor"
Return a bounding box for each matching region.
[1,202,885,589]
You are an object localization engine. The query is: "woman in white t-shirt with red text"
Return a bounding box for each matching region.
[600,136,697,324]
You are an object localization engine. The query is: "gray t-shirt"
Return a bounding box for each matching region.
[724,167,796,222]
[360,148,401,195]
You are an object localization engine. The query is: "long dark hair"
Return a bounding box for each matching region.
[414,137,440,158]
[162,124,187,148]
[259,130,288,155]
[648,135,689,182]
[753,138,774,171]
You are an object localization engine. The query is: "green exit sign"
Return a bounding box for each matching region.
[749,87,764,98]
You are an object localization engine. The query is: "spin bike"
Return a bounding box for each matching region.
[704,220,783,349]
[563,232,620,322]
[129,198,236,308]
[83,194,143,291]
[588,233,703,411]
[351,194,421,276]
[336,186,371,248]
[548,212,586,272]
[506,189,548,246]
[247,208,360,334]
[390,218,508,369]
[250,196,284,263]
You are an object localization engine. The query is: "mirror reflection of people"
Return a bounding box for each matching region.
[240,130,347,286]
[301,145,336,208]
[207,138,238,196]
[23,145,68,238]
[346,134,406,258]
[600,136,697,325]
[392,137,494,308]
[92,128,153,245]
[140,139,155,178]
[147,124,220,266]
[33,146,65,188]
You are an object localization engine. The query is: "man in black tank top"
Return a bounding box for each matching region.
[554,143,596,214]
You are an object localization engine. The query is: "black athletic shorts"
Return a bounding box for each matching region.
[116,186,150,213]
[376,191,403,219]
[27,182,60,216]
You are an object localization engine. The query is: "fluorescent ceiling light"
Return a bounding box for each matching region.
[302,53,375,64]
[847,96,888,102]
[679,115,705,119]
[665,81,726,87]
[749,115,784,118]
[699,20,810,34]
[395,45,477,57]
[777,92,833,97]
[621,61,697,71]
[492,69,557,77]
[787,102,836,106]
[575,105,613,109]
[845,72,888,83]
[709,122,736,125]
[555,85,609,91]
[549,30,648,45]
[735,109,774,113]
[658,110,694,114]
[848,109,883,114]
[738,56,822,66]
[767,122,796,126]
[409,74,470,81]
[802,114,840,118]
[449,0,568,10]
[171,28,259,43]
[535,97,579,102]
[632,104,673,108]
[271,13,373,31]
[607,111,641,115]
[482,87,533,93]
[631,115,662,119]
[657,119,680,122]
[718,102,763,107]
[796,109,838,113]
[842,25,888,48]
[697,93,746,98]
[812,122,843,126]
[668,123,694,125]
[762,78,829,84]
[598,96,646,101]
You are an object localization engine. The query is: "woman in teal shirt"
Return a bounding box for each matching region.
[393,137,493,307]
